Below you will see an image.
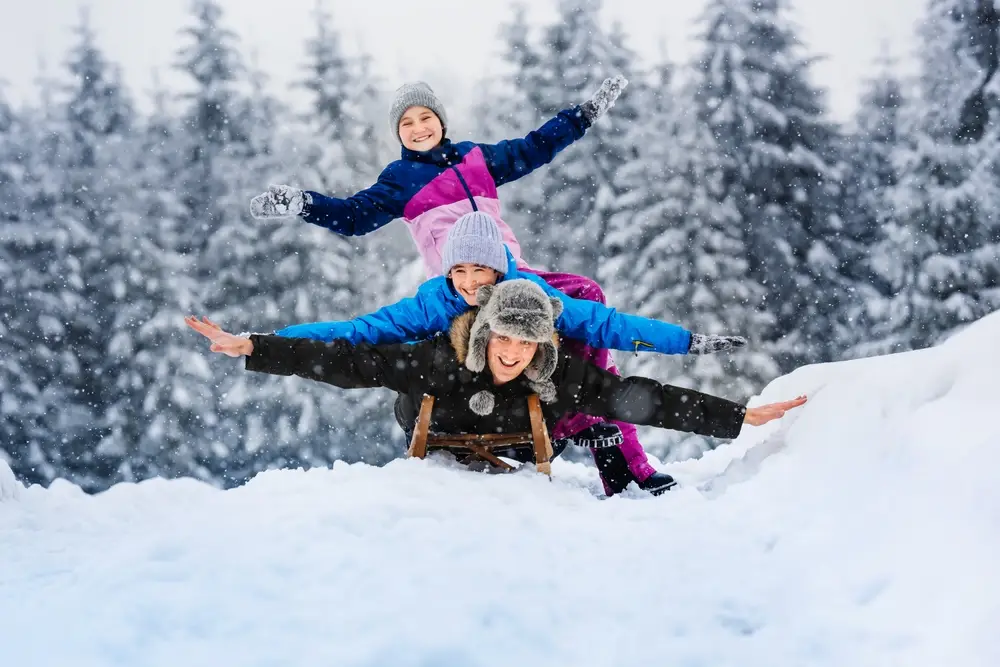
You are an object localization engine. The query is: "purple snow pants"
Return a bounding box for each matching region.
[520,268,657,488]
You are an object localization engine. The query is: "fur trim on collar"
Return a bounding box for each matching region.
[449,310,476,365]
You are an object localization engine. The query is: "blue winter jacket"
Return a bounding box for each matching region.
[275,248,693,355]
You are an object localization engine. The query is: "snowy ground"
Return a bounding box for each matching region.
[3,315,1000,667]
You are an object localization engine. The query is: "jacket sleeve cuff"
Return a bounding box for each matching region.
[572,104,593,130]
[728,404,748,439]
[245,334,273,373]
[299,191,316,219]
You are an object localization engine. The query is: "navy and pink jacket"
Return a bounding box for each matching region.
[301,107,591,277]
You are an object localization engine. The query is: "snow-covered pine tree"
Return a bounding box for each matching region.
[305,15,411,324]
[165,0,337,485]
[267,1,404,465]
[22,12,139,490]
[291,0,372,323]
[470,4,545,232]
[599,58,677,313]
[117,0,254,484]
[173,0,246,252]
[691,0,846,371]
[102,74,206,485]
[297,1,385,196]
[0,89,50,480]
[838,53,909,358]
[863,0,1000,352]
[601,62,778,461]
[605,62,778,399]
[0,67,82,486]
[484,0,642,277]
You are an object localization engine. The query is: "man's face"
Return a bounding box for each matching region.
[448,264,500,306]
[486,331,538,384]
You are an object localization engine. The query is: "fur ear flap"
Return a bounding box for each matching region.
[465,316,491,373]
[529,379,558,404]
[549,297,564,319]
[524,341,558,384]
[475,284,495,307]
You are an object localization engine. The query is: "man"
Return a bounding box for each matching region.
[185,280,805,494]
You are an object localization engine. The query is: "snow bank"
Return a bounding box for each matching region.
[2,313,999,667]
[0,457,21,501]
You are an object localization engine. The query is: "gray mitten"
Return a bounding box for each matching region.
[249,184,308,219]
[688,334,748,355]
[580,75,629,124]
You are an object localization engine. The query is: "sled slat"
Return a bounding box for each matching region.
[431,434,533,448]
[407,393,552,478]
[528,395,553,477]
[406,394,434,459]
[465,444,516,471]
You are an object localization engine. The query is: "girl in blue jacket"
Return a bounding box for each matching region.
[277,211,745,357]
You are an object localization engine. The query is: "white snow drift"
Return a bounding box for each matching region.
[2,313,999,667]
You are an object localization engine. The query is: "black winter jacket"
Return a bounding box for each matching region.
[246,312,746,439]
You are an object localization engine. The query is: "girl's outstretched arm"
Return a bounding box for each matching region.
[249,169,406,236]
[274,279,460,345]
[479,76,628,186]
[520,274,745,356]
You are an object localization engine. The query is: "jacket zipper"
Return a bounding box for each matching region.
[450,166,478,211]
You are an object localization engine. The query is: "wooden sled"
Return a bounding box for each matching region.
[405,394,554,476]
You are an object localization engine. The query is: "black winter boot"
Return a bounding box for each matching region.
[637,472,678,495]
[591,446,635,496]
[592,447,678,497]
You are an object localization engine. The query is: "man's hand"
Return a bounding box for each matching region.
[249,184,306,219]
[184,316,254,357]
[744,396,808,426]
[580,75,629,124]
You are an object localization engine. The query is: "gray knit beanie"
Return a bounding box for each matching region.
[388,82,448,142]
[440,212,508,276]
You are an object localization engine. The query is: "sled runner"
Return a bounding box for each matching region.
[405,394,555,476]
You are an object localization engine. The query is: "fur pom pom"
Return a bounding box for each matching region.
[469,390,496,415]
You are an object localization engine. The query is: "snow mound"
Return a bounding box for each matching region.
[0,458,21,501]
[2,313,999,666]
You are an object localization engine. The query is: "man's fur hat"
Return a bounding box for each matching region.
[463,279,563,415]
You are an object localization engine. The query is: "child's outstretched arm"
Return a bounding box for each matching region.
[479,75,629,187]
[249,168,406,236]
[521,274,746,356]
[274,279,461,346]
